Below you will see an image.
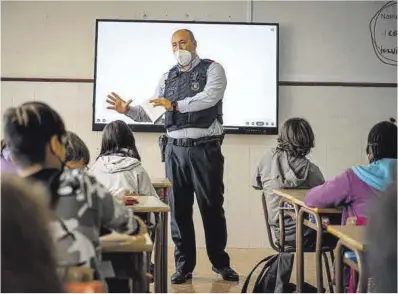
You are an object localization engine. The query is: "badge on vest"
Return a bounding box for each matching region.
[191,81,200,91]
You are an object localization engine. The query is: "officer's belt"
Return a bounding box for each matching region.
[167,135,224,147]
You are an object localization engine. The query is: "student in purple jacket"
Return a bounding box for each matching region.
[305,119,397,225]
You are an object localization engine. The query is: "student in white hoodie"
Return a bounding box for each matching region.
[90,120,158,291]
[90,120,157,198]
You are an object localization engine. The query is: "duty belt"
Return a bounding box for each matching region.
[167,134,224,147]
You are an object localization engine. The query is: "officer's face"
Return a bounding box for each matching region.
[171,30,196,53]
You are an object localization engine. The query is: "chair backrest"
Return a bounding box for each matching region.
[261,192,280,252]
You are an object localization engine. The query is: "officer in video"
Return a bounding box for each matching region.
[106,29,238,285]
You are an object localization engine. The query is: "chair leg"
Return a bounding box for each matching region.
[323,252,334,293]
[329,250,335,265]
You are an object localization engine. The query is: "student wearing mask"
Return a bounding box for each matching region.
[305,119,397,225]
[2,102,140,282]
[106,28,237,284]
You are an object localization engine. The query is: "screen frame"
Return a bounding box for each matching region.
[92,19,279,135]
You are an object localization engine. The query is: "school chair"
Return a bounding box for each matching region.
[261,192,335,292]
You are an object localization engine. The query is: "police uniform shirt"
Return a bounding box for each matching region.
[126,55,226,139]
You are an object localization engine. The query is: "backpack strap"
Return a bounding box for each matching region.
[241,254,278,293]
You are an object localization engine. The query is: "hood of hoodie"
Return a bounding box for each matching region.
[352,158,397,191]
[270,149,311,188]
[92,153,142,174]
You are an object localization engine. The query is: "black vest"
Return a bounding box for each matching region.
[164,59,223,132]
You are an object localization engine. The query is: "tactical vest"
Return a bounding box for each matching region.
[164,59,223,132]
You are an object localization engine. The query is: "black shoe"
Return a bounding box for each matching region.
[171,271,192,284]
[212,266,239,281]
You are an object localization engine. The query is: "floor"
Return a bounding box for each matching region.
[159,247,327,293]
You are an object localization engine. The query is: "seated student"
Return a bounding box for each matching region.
[64,131,90,170]
[305,119,397,225]
[90,120,158,290]
[1,174,64,293]
[252,117,326,249]
[90,120,158,198]
[2,102,140,282]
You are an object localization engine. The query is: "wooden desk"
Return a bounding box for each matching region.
[128,196,170,213]
[273,189,340,214]
[151,178,172,189]
[273,189,341,293]
[100,233,153,293]
[327,226,367,292]
[100,233,153,253]
[128,196,170,293]
[151,178,172,204]
[327,226,365,251]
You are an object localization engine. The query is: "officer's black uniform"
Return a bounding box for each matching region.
[164,59,230,275]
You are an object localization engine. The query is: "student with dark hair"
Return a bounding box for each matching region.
[252,117,325,248]
[64,131,90,169]
[367,180,397,293]
[305,119,397,225]
[2,102,140,282]
[90,120,158,291]
[90,120,157,197]
[1,174,64,293]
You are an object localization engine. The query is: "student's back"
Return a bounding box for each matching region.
[91,151,157,196]
[305,119,397,225]
[90,120,157,197]
[253,118,324,245]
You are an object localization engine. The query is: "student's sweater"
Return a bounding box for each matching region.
[305,158,397,225]
[253,148,325,242]
[90,150,158,198]
[27,168,139,280]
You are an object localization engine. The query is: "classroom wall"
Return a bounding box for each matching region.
[2,1,397,249]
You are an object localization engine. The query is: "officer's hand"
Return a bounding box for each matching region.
[106,92,132,114]
[149,98,173,111]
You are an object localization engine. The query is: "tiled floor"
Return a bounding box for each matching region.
[159,247,327,293]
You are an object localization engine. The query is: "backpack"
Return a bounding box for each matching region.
[241,253,294,293]
[242,252,321,293]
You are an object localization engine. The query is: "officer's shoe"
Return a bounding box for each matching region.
[212,266,239,282]
[171,271,193,284]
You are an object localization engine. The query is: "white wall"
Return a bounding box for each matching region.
[1,1,397,249]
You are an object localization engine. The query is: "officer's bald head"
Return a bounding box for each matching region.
[171,29,197,54]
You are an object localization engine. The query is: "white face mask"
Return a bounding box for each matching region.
[174,50,192,66]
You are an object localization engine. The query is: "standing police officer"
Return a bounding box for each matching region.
[106,29,238,284]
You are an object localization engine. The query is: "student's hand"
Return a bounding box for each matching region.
[149,98,173,111]
[106,92,132,114]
